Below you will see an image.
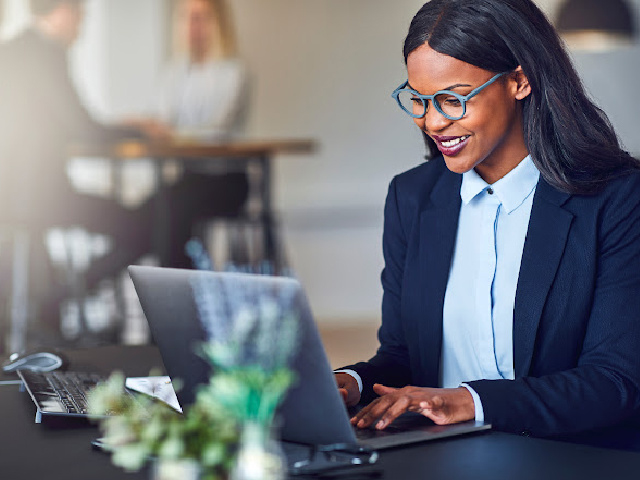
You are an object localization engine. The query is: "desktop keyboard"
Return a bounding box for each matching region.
[17,370,107,423]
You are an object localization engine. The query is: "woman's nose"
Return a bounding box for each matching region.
[415,103,454,133]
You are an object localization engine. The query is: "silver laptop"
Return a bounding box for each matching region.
[128,266,490,450]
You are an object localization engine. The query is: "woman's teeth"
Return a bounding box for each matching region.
[441,136,469,147]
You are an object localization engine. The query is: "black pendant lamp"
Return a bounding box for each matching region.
[556,0,637,51]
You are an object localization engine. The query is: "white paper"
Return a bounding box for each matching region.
[125,376,183,413]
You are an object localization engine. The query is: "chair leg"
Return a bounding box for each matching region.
[9,230,30,355]
[60,230,90,341]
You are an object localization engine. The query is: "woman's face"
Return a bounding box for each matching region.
[181,0,217,60]
[406,43,530,183]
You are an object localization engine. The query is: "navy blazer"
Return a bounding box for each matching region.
[349,156,640,439]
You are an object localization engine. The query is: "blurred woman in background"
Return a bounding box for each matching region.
[155,0,247,139]
[140,0,247,140]
[134,0,250,270]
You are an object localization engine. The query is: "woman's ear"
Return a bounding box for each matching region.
[512,66,531,100]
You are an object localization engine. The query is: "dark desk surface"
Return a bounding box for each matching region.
[0,345,164,480]
[2,345,640,479]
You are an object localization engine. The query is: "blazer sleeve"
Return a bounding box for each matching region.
[345,177,413,403]
[468,173,640,437]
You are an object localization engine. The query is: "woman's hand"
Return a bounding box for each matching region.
[334,373,361,407]
[351,384,475,430]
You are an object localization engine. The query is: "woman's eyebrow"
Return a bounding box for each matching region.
[443,83,472,90]
[406,82,472,93]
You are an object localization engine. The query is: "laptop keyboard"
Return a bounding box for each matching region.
[18,370,107,422]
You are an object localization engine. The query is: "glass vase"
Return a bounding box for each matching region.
[230,420,286,480]
[152,458,202,480]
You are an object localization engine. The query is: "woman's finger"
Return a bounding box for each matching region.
[351,392,402,428]
[373,394,411,430]
[373,383,397,396]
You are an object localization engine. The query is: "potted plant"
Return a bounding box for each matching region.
[89,371,238,480]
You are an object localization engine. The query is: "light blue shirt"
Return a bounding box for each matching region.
[442,155,539,421]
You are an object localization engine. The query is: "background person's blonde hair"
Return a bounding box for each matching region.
[171,0,237,60]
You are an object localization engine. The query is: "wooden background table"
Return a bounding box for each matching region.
[70,138,317,270]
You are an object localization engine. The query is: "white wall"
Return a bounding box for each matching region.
[72,0,167,120]
[0,0,29,39]
[233,0,426,209]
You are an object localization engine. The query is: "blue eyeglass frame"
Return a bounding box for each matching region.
[391,71,509,120]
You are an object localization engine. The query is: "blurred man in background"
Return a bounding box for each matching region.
[0,0,251,347]
[0,0,151,341]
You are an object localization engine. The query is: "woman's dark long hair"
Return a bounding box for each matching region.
[405,0,639,194]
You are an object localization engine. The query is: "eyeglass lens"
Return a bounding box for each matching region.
[396,90,463,119]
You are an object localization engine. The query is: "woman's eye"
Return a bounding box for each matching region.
[442,97,461,106]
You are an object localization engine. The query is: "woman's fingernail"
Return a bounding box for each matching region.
[376,420,385,429]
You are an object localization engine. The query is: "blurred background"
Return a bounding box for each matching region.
[0,0,638,366]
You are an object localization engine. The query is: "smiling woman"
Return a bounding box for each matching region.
[334,0,640,449]
[402,0,639,194]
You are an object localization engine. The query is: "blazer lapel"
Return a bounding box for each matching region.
[418,170,462,387]
[514,179,573,377]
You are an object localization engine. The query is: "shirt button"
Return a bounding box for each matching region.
[521,430,531,437]
[487,188,494,195]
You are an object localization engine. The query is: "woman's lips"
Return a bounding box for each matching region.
[432,135,470,156]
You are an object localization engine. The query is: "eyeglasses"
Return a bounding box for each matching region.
[391,71,508,121]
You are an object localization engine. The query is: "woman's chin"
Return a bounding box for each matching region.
[442,156,477,175]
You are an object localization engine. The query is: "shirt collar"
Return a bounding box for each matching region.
[460,155,540,213]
